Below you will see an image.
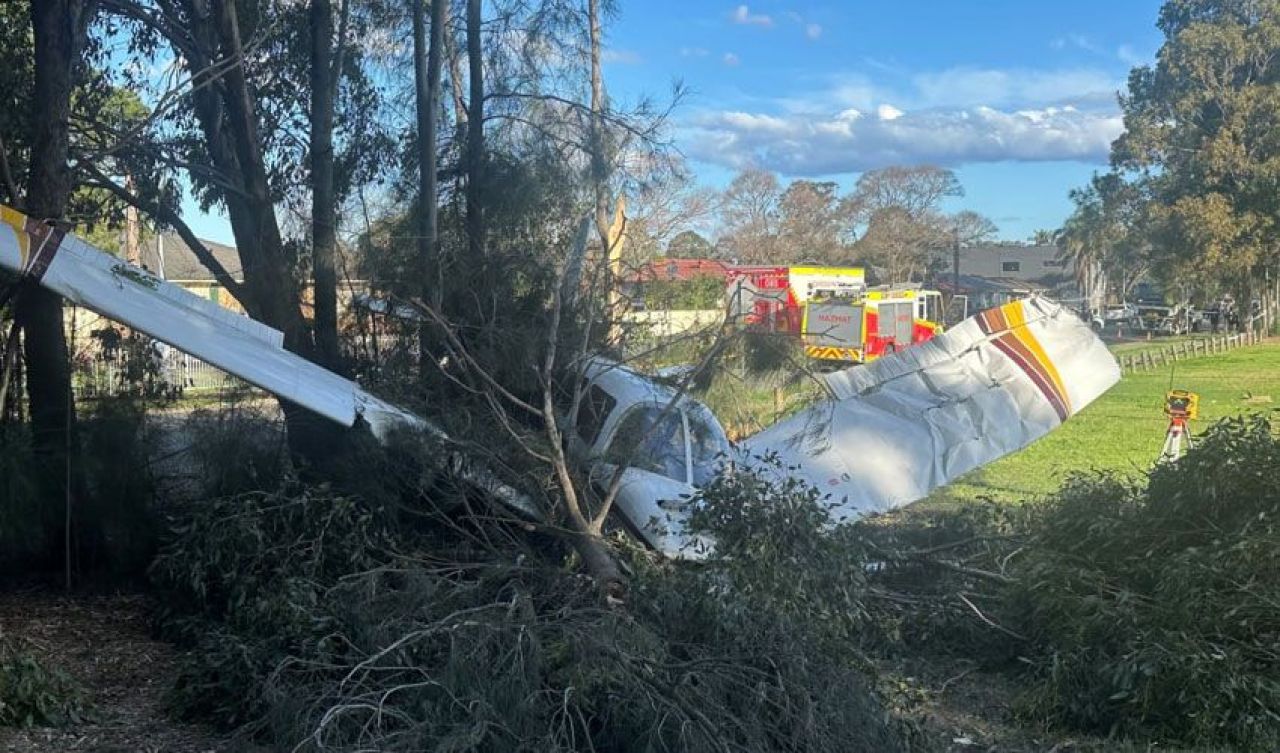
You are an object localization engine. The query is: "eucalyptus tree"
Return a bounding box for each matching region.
[1113,0,1280,330]
[1,0,97,582]
[776,180,855,264]
[851,165,963,283]
[90,0,396,456]
[718,168,781,263]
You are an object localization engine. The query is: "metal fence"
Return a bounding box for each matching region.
[71,329,421,400]
[74,348,250,399]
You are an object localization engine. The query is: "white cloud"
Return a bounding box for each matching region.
[806,23,823,40]
[876,103,904,120]
[602,48,642,64]
[684,104,1123,174]
[1050,33,1105,55]
[683,62,1126,173]
[773,67,1116,118]
[723,52,741,66]
[680,46,710,58]
[731,5,773,27]
[911,67,1121,108]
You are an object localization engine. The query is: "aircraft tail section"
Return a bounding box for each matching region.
[740,297,1119,519]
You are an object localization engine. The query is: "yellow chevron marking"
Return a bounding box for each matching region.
[999,300,1071,413]
[0,205,31,267]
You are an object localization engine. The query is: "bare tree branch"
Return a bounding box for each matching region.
[957,592,1028,641]
[80,165,249,306]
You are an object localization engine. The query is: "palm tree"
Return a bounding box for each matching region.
[1056,185,1111,318]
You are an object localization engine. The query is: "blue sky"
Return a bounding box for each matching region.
[183,0,1166,245]
[600,0,1167,241]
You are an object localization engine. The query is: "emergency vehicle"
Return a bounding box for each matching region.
[725,265,866,334]
[801,286,945,363]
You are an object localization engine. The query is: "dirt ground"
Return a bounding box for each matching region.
[878,655,1225,753]
[0,589,257,753]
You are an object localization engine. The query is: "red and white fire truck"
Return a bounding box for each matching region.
[724,265,945,364]
[801,286,945,363]
[725,265,866,334]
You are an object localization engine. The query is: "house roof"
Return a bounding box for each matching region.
[933,274,1048,295]
[138,232,243,283]
[622,258,730,284]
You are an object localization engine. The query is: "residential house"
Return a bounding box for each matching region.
[138,232,369,320]
[139,232,246,312]
[934,243,1083,310]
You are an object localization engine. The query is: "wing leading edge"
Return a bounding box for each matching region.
[739,297,1120,520]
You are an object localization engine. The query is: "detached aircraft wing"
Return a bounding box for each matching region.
[0,205,411,434]
[739,297,1119,519]
[0,205,537,517]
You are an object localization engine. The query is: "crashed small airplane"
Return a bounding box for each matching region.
[0,206,1121,558]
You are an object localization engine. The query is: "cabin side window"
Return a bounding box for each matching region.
[605,406,688,484]
[575,384,617,449]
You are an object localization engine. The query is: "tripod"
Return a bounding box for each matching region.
[1159,412,1193,462]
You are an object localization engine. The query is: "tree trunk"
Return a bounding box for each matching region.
[19,0,89,580]
[589,0,609,251]
[185,0,336,461]
[588,0,617,335]
[0,133,19,205]
[211,0,311,353]
[444,25,468,142]
[464,0,484,262]
[414,0,444,316]
[309,0,342,371]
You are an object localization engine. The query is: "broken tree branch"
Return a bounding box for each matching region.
[79,165,249,307]
[957,592,1027,641]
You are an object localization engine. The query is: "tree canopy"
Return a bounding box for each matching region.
[1073,0,1280,326]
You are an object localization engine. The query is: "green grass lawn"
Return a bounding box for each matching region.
[929,340,1280,505]
[696,367,825,440]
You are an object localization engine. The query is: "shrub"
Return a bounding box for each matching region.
[0,396,158,577]
[0,640,88,728]
[150,486,398,726]
[640,276,724,311]
[185,404,288,498]
[683,458,875,662]
[1010,416,1280,751]
[79,397,158,575]
[151,460,904,751]
[856,499,1032,660]
[741,329,800,373]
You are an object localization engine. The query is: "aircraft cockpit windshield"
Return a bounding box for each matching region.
[605,403,730,486]
[685,404,730,485]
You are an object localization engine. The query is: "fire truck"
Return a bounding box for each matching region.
[725,265,866,334]
[801,286,945,363]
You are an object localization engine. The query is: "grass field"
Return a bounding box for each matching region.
[929,340,1280,505]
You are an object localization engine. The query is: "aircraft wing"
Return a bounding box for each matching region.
[0,206,415,432]
[0,205,538,517]
[739,297,1119,520]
